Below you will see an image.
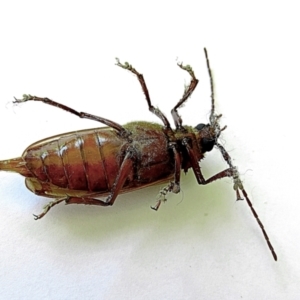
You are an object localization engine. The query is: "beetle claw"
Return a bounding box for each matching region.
[32,208,48,220]
[177,63,192,71]
[151,200,162,211]
[32,199,65,220]
[13,94,33,103]
[116,57,131,69]
[236,189,244,201]
[33,213,41,220]
[115,58,132,70]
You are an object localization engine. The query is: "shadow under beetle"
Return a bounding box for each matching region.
[0,49,277,261]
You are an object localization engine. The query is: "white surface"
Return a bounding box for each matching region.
[0,1,299,299]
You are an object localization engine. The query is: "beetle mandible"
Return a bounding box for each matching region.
[0,49,277,261]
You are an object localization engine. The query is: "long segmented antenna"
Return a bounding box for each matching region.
[204,48,216,123]
[204,48,277,261]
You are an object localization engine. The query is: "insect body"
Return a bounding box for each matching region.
[0,49,277,261]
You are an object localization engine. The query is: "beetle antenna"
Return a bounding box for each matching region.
[204,48,216,124]
[216,142,277,261]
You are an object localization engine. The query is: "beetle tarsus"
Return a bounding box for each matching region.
[177,63,195,76]
[236,189,244,201]
[151,182,177,210]
[33,214,39,220]
[34,198,66,220]
[13,94,33,103]
[151,201,161,211]
[115,58,132,70]
[171,62,199,129]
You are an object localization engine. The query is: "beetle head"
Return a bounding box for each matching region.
[195,114,226,153]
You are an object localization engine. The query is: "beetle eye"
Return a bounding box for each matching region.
[201,138,215,152]
[195,123,206,131]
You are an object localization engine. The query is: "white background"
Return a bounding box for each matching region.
[0,1,299,299]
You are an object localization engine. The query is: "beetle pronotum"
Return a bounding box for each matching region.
[0,49,277,261]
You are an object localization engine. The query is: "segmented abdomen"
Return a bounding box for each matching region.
[23,128,124,192]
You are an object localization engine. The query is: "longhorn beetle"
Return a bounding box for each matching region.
[0,49,277,261]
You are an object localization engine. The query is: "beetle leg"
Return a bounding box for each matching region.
[184,138,278,261]
[188,162,278,261]
[171,64,199,130]
[115,59,171,129]
[183,138,240,186]
[13,95,130,138]
[182,138,206,184]
[151,143,181,210]
[182,137,243,187]
[33,195,114,220]
[33,194,120,220]
[171,143,181,192]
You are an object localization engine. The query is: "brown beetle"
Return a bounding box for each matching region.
[0,49,277,261]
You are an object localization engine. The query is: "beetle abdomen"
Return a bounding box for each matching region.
[23,129,124,192]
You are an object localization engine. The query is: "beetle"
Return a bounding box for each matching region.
[0,49,277,261]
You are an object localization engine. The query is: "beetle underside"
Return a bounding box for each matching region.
[0,49,277,261]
